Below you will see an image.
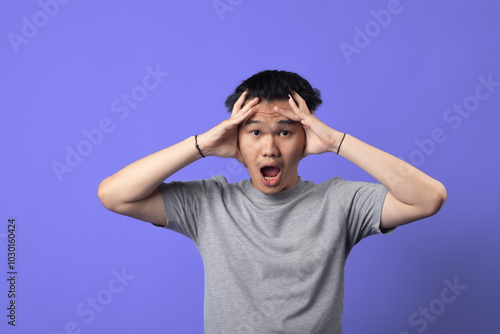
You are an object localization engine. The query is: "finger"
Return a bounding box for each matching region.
[287,92,298,108]
[286,93,308,120]
[231,89,249,117]
[290,91,311,115]
[274,106,301,122]
[231,103,257,125]
[233,94,259,117]
[232,96,259,120]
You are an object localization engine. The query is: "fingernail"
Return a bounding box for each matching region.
[288,94,292,99]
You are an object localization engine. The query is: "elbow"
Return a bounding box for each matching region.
[423,181,447,217]
[97,178,118,212]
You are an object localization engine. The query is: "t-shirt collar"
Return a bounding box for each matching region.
[240,177,306,203]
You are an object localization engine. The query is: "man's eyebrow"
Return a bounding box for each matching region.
[277,119,295,125]
[243,119,261,125]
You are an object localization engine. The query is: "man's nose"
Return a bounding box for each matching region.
[262,135,280,157]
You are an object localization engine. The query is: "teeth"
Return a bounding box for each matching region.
[264,176,278,180]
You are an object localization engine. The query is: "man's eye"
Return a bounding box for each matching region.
[279,130,290,136]
[251,130,261,136]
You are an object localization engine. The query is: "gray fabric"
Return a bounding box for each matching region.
[158,176,392,333]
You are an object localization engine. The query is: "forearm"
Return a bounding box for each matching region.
[98,136,201,204]
[334,133,447,211]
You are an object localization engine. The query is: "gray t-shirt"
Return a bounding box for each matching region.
[158,176,391,333]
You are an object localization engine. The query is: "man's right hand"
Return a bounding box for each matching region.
[197,90,259,163]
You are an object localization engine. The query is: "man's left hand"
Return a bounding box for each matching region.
[274,91,344,157]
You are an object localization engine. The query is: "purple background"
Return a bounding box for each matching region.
[2,0,499,333]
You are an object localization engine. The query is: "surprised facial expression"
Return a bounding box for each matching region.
[238,99,306,194]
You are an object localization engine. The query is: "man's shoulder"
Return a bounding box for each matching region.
[304,176,345,189]
[312,176,382,187]
[303,177,384,196]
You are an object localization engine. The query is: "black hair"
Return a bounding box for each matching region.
[224,70,322,113]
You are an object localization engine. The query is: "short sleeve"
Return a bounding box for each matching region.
[156,177,221,243]
[334,180,393,253]
[157,180,200,241]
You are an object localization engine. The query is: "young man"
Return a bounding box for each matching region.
[98,70,446,333]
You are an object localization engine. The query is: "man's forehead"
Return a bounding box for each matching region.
[243,100,295,124]
[243,98,290,110]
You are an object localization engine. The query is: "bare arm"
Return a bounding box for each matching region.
[97,91,259,226]
[334,134,447,229]
[276,91,447,230]
[97,137,202,226]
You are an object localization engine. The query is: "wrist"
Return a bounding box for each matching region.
[194,135,205,158]
[335,133,347,155]
[327,131,348,154]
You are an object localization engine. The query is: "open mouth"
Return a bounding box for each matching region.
[260,166,281,186]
